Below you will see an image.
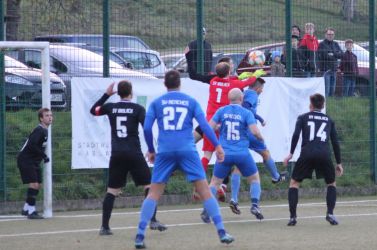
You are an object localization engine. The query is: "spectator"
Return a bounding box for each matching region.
[318,28,343,96]
[281,35,305,77]
[185,27,213,75]
[299,22,319,77]
[270,51,285,76]
[292,25,301,41]
[339,39,358,97]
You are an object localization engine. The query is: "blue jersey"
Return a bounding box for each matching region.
[212,104,256,154]
[145,91,205,153]
[243,89,264,124]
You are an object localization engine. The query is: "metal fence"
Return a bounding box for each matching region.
[0,0,376,204]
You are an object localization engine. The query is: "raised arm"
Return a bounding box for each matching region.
[90,82,116,116]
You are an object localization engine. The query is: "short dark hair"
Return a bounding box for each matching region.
[215,62,230,78]
[345,39,354,44]
[38,108,50,121]
[117,80,132,98]
[310,93,325,110]
[164,70,181,89]
[325,27,335,33]
[292,25,301,33]
[218,56,231,64]
[252,78,265,89]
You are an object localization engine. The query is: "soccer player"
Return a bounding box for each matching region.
[229,78,287,215]
[208,88,264,220]
[199,63,265,203]
[18,108,52,219]
[90,80,166,236]
[134,70,234,249]
[283,93,343,226]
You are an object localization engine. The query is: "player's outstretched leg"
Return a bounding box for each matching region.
[249,181,263,220]
[229,171,241,215]
[287,187,299,226]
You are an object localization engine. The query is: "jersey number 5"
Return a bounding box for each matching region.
[163,107,188,130]
[116,116,128,138]
[307,121,327,141]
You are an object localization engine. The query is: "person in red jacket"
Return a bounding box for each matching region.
[299,22,319,77]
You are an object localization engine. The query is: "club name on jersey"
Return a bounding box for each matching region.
[112,108,133,114]
[309,115,328,121]
[224,113,242,120]
[161,99,189,106]
[211,81,230,87]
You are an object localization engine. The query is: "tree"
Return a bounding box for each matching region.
[6,0,22,40]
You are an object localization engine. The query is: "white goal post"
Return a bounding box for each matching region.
[0,41,52,218]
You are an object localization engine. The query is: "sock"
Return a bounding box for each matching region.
[210,186,217,197]
[23,203,29,211]
[26,188,38,214]
[250,182,261,207]
[144,188,157,222]
[231,173,241,203]
[326,186,336,215]
[201,157,210,172]
[137,198,157,236]
[264,157,280,180]
[102,193,115,229]
[203,197,224,232]
[288,187,299,218]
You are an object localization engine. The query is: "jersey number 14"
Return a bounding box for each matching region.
[307,121,327,141]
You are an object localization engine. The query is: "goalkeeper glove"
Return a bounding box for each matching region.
[238,72,253,80]
[251,69,266,78]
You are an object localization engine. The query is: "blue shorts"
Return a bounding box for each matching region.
[248,133,267,153]
[213,152,258,179]
[151,151,206,183]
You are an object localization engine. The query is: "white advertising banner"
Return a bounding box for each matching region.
[71,76,324,169]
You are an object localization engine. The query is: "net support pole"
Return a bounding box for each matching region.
[369,0,376,183]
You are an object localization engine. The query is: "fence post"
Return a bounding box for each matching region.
[0,0,5,201]
[285,0,292,77]
[102,0,110,187]
[369,0,376,183]
[196,0,204,74]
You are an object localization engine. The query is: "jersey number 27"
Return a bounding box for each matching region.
[163,107,188,130]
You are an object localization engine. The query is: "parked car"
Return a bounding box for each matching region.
[71,44,134,69]
[113,48,167,78]
[162,52,244,76]
[34,34,151,50]
[6,44,155,108]
[236,40,377,96]
[357,41,377,52]
[4,55,67,110]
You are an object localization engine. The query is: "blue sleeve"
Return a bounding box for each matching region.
[245,110,256,125]
[143,103,156,153]
[211,108,222,123]
[196,113,219,148]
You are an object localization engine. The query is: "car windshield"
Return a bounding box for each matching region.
[163,55,183,68]
[51,47,123,69]
[4,56,28,68]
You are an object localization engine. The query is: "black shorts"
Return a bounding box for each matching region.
[108,152,151,189]
[291,146,335,184]
[194,125,203,137]
[17,158,42,184]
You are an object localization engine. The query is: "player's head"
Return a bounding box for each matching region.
[218,57,234,73]
[117,80,133,98]
[164,70,181,90]
[228,88,243,104]
[38,108,53,126]
[310,93,325,110]
[252,77,266,95]
[215,62,230,78]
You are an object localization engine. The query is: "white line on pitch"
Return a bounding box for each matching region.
[1,212,377,238]
[0,199,376,220]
